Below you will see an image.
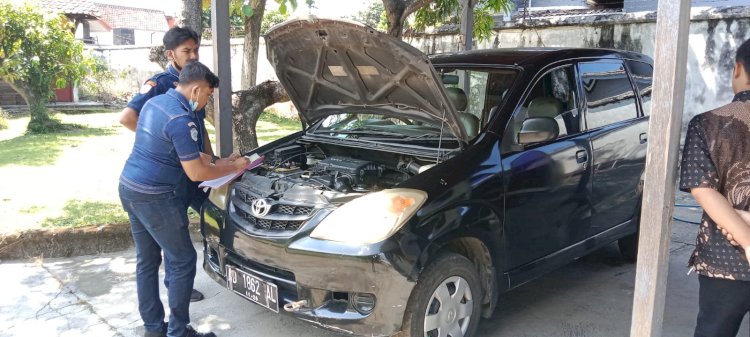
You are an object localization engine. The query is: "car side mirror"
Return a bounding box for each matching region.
[518,117,559,144]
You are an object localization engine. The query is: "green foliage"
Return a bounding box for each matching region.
[0,3,102,132]
[349,0,385,30]
[41,199,129,228]
[77,56,126,104]
[411,0,514,42]
[202,8,245,38]
[201,0,304,37]
[262,9,290,34]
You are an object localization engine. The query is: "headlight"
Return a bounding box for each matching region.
[207,184,230,210]
[310,188,427,244]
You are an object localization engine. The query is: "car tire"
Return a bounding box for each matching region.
[401,252,482,337]
[618,206,641,262]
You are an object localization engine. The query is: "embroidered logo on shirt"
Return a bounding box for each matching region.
[139,80,157,94]
[188,122,198,142]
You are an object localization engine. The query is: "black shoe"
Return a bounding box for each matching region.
[143,322,167,337]
[144,331,166,337]
[190,289,205,302]
[185,325,216,337]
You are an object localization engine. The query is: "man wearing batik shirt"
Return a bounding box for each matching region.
[679,38,750,337]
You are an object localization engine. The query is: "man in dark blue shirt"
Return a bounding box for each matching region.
[120,61,248,337]
[119,26,218,302]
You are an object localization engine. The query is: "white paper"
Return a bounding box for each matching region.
[199,154,264,189]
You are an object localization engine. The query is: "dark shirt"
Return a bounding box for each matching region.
[126,64,207,141]
[120,89,202,194]
[679,90,750,281]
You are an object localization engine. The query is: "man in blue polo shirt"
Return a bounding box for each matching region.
[119,61,249,337]
[119,26,216,302]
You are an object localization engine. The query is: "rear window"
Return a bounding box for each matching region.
[579,62,639,129]
[626,61,653,116]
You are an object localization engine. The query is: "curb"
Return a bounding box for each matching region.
[0,221,203,260]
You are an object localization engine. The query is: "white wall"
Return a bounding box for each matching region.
[91,38,278,92]
[408,7,750,132]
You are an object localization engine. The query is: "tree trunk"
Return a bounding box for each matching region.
[383,0,406,38]
[241,0,266,89]
[203,80,291,152]
[181,0,203,39]
[232,80,290,152]
[382,0,434,39]
[26,90,58,133]
[149,45,168,70]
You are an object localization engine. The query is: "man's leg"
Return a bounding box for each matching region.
[694,275,750,337]
[120,185,167,336]
[137,191,197,337]
[175,175,205,303]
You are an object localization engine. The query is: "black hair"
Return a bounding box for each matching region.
[178,61,219,88]
[163,26,200,51]
[737,38,750,78]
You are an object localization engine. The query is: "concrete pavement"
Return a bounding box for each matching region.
[1,193,748,337]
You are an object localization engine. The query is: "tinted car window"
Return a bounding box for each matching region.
[579,62,638,129]
[504,65,580,153]
[437,68,517,127]
[627,61,653,116]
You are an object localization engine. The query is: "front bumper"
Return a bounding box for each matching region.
[201,201,416,336]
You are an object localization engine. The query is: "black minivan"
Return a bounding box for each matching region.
[200,18,653,337]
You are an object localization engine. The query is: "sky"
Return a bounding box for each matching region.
[92,0,372,19]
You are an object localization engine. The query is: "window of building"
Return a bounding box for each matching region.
[113,28,135,45]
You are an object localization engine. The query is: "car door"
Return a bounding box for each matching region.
[579,60,649,235]
[501,64,594,271]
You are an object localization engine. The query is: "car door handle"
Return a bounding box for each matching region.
[576,150,588,163]
[639,132,648,144]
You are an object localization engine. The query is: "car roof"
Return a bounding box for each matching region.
[429,48,653,69]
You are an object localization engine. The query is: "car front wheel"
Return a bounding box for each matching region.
[401,252,482,337]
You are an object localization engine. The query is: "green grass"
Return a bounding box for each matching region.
[1,109,301,232]
[41,199,129,228]
[0,125,118,167]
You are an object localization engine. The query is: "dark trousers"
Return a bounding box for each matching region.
[119,183,196,337]
[695,275,750,337]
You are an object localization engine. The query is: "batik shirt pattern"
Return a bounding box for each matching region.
[679,90,750,281]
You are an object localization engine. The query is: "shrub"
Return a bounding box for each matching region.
[0,108,8,130]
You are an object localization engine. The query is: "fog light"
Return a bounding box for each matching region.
[350,293,376,314]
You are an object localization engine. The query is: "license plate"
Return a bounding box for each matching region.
[226,265,279,313]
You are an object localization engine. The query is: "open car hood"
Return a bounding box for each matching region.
[265,17,467,142]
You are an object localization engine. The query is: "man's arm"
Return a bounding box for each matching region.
[181,155,249,182]
[692,187,750,262]
[119,107,139,132]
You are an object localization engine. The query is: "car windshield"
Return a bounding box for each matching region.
[312,113,452,140]
[310,67,517,143]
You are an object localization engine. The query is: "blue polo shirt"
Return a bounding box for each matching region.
[120,89,203,194]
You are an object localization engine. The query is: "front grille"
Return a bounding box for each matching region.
[231,183,317,234]
[277,204,314,215]
[235,207,305,231]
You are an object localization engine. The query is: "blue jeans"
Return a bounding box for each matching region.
[119,183,196,337]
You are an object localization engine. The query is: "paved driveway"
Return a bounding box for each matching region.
[1,200,748,337]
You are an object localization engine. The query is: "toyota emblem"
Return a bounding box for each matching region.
[251,198,272,217]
